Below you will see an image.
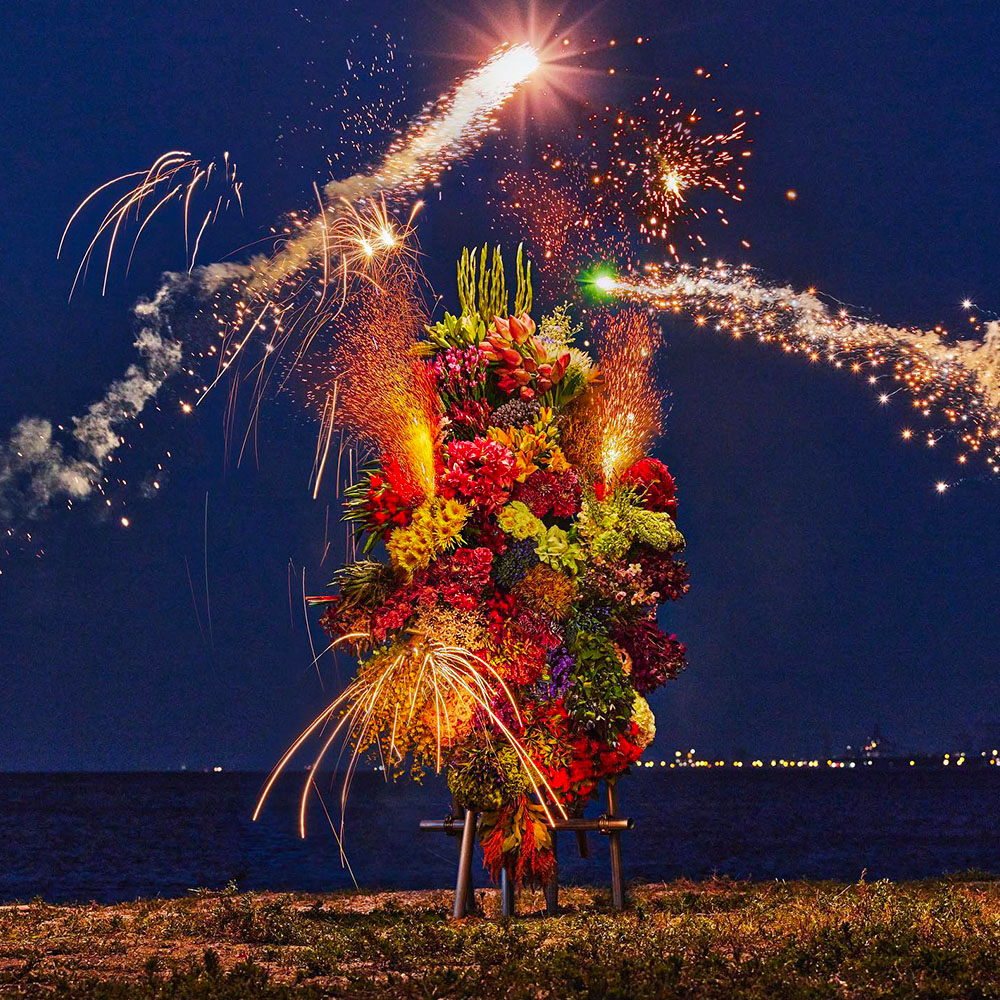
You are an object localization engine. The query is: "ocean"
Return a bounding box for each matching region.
[1,769,997,904]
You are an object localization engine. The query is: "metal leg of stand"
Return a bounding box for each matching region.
[575,830,590,858]
[544,832,559,916]
[500,867,516,917]
[606,782,625,911]
[453,809,477,919]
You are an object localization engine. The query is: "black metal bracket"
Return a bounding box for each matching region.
[419,780,631,918]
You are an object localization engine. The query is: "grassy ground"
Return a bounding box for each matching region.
[2,877,1000,998]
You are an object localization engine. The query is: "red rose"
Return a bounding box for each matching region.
[620,457,678,518]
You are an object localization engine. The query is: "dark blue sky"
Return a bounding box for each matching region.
[2,0,998,770]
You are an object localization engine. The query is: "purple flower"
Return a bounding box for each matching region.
[538,645,575,699]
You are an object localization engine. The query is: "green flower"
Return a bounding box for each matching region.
[498,501,545,541]
[627,508,685,552]
[535,524,585,574]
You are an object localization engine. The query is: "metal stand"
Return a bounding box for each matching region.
[453,808,478,919]
[419,780,632,918]
[500,868,516,917]
[606,781,626,911]
[544,833,559,916]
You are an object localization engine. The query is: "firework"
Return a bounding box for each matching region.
[196,44,540,462]
[496,165,633,289]
[545,87,757,259]
[580,86,754,260]
[58,150,242,298]
[238,43,539,303]
[563,308,664,484]
[253,634,567,839]
[325,269,440,499]
[598,263,1000,478]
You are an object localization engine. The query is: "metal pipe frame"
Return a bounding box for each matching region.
[452,808,478,919]
[420,816,633,834]
[499,868,516,917]
[606,782,625,911]
[421,780,631,916]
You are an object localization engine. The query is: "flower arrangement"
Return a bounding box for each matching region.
[292,245,689,886]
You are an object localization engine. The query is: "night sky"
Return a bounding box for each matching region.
[2,0,999,771]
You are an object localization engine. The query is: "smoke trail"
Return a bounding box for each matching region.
[0,45,538,538]
[602,263,1000,473]
[0,264,245,525]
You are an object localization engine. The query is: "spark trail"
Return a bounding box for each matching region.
[240,43,539,297]
[598,263,1000,477]
[0,45,539,547]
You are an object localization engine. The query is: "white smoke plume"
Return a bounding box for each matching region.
[0,263,246,524]
[1,47,537,534]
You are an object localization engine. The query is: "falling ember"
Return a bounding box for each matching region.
[602,262,1000,476]
[58,150,242,298]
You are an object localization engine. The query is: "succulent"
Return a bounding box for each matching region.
[425,310,487,349]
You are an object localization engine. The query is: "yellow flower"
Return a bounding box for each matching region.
[546,446,570,473]
[631,695,656,749]
[387,497,469,577]
[498,501,545,541]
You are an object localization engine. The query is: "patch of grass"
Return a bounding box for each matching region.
[49,950,319,999]
[3,879,1000,998]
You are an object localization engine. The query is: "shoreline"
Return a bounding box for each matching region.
[3,876,1000,997]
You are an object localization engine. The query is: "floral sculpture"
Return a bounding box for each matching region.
[267,246,689,886]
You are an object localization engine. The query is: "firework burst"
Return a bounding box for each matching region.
[583,86,754,260]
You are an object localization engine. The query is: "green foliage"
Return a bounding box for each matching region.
[424,310,487,349]
[49,949,317,999]
[514,243,533,316]
[448,745,528,812]
[448,244,533,328]
[331,560,396,610]
[579,486,685,560]
[565,631,633,740]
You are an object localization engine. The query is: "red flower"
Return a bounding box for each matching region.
[620,458,678,519]
[511,469,582,519]
[440,437,516,513]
